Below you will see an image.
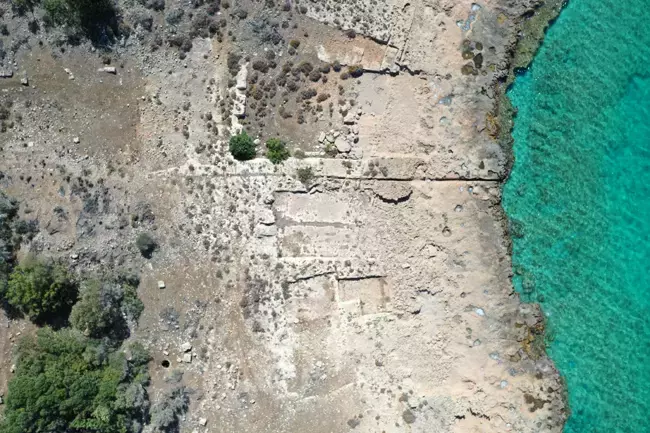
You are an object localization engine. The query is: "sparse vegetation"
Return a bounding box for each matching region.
[266,138,290,164]
[296,166,315,186]
[229,131,256,161]
[150,386,190,433]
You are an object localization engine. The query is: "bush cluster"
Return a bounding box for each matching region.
[43,0,119,41]
[0,192,153,433]
[0,330,150,433]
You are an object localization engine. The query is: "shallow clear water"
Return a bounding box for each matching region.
[502,0,650,431]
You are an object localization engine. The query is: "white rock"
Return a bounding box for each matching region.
[182,353,192,363]
[158,280,166,289]
[199,418,208,426]
[181,342,193,352]
[318,132,326,143]
[73,137,80,144]
[235,64,248,90]
[20,77,28,86]
[255,224,277,238]
[343,112,356,125]
[99,66,117,74]
[334,137,351,153]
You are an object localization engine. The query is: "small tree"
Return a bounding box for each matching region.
[229,131,256,161]
[266,138,290,164]
[136,233,157,258]
[70,278,143,339]
[5,260,77,323]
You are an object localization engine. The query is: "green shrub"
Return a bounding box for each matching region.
[348,64,364,78]
[135,232,157,258]
[0,328,150,433]
[266,138,290,164]
[150,386,190,432]
[70,277,143,339]
[229,131,256,161]
[296,166,315,186]
[4,260,77,323]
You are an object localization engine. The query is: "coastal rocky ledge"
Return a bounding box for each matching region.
[0,0,567,431]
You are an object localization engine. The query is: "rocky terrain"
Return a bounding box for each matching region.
[0,0,567,432]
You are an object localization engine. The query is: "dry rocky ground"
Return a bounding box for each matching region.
[0,0,567,432]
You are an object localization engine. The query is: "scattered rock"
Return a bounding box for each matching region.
[334,137,351,153]
[199,418,208,426]
[158,280,166,289]
[235,64,248,90]
[20,77,28,86]
[73,137,80,144]
[0,70,13,78]
[99,66,117,74]
[182,353,192,363]
[181,342,192,352]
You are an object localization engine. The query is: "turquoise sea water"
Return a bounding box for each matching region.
[502,1,650,432]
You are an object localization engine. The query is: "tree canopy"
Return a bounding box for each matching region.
[70,276,143,339]
[0,329,150,433]
[4,259,77,323]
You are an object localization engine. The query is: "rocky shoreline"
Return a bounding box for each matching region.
[494,0,571,427]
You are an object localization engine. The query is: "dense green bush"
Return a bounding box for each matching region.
[4,260,77,323]
[229,131,256,161]
[265,138,290,164]
[0,329,150,433]
[70,276,143,339]
[136,232,157,258]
